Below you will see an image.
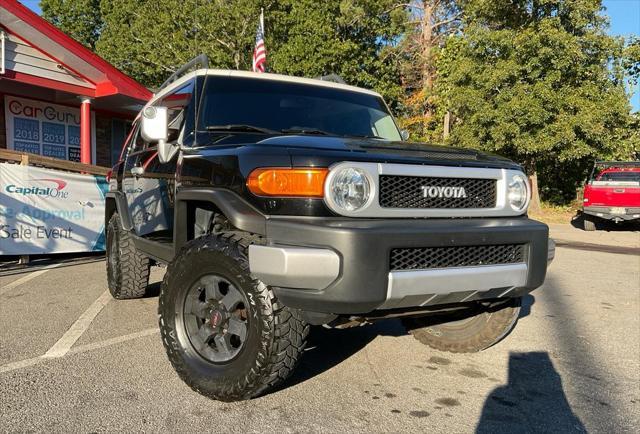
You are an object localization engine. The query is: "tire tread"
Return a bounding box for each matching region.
[106,213,150,299]
[158,231,309,401]
[403,299,521,353]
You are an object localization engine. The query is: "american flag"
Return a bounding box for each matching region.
[252,10,266,73]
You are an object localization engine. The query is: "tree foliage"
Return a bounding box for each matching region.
[439,0,636,204]
[396,1,463,142]
[84,0,406,100]
[267,0,407,106]
[623,36,640,87]
[41,0,103,49]
[41,0,638,204]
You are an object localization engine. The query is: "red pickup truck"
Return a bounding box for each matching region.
[582,161,640,231]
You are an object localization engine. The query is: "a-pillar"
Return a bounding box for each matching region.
[80,97,92,164]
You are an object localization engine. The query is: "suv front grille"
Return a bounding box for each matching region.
[379,175,497,209]
[390,244,526,271]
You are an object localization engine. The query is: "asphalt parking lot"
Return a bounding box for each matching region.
[1,224,638,433]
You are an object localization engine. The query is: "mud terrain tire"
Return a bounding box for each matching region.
[158,232,309,401]
[106,213,150,299]
[402,298,521,353]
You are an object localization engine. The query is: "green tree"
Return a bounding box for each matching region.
[623,36,640,88]
[94,0,407,102]
[395,1,464,142]
[96,0,221,87]
[440,0,635,207]
[266,0,407,106]
[41,0,103,49]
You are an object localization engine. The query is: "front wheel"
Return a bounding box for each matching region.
[158,232,309,401]
[402,297,521,353]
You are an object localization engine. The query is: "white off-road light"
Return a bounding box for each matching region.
[508,174,529,211]
[328,167,371,212]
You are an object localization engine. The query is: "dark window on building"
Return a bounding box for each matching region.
[111,119,132,165]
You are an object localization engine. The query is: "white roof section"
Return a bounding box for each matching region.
[147,69,382,107]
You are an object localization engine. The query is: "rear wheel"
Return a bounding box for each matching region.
[583,216,597,231]
[158,232,309,401]
[402,298,521,353]
[106,213,150,299]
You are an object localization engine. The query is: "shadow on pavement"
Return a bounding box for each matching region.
[571,212,640,232]
[281,319,405,391]
[284,295,536,393]
[476,352,585,434]
[518,294,535,319]
[0,252,104,276]
[143,281,162,298]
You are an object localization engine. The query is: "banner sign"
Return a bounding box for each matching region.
[0,163,107,255]
[4,96,95,163]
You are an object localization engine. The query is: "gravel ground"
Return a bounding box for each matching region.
[0,224,638,433]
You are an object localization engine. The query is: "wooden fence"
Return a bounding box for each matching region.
[0,149,109,176]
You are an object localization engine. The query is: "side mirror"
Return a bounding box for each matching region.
[400,129,410,141]
[141,106,178,163]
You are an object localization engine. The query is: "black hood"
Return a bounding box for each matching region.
[256,135,519,169]
[196,132,520,170]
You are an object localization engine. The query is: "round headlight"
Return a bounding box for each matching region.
[329,167,371,212]
[508,174,528,211]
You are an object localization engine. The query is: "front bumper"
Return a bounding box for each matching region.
[249,217,550,314]
[583,206,640,222]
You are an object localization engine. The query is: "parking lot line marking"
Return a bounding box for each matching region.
[0,328,159,375]
[68,328,159,355]
[43,289,112,358]
[0,264,63,297]
[0,355,44,374]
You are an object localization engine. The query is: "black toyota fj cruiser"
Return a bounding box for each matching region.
[105,56,553,402]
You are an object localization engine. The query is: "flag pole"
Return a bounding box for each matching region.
[260,8,264,34]
[260,8,265,72]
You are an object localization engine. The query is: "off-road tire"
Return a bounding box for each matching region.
[583,216,597,231]
[158,232,309,401]
[106,213,150,299]
[402,298,521,353]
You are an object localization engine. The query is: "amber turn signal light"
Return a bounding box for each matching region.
[247,168,328,197]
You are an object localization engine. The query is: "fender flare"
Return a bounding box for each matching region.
[106,191,134,231]
[174,188,266,252]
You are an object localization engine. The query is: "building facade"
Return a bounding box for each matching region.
[0,0,151,167]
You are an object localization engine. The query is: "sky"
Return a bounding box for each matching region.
[605,0,640,110]
[19,0,640,110]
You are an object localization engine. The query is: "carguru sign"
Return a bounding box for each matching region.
[4,96,96,163]
[0,163,107,254]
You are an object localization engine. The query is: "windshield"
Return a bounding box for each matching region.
[195,76,401,141]
[597,171,640,182]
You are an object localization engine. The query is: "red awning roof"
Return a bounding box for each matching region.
[0,0,151,102]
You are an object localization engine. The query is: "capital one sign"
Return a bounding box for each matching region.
[0,163,107,254]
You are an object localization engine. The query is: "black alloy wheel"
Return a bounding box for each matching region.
[183,274,249,363]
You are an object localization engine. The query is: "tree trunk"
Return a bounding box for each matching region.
[524,157,542,214]
[443,111,451,139]
[528,171,542,213]
[421,2,435,119]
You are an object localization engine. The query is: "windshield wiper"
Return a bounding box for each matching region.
[205,124,277,134]
[345,134,385,140]
[281,128,333,136]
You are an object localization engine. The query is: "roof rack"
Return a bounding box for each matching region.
[157,54,209,92]
[316,73,346,84]
[593,161,640,167]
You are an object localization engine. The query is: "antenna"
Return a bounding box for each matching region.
[194,0,199,148]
